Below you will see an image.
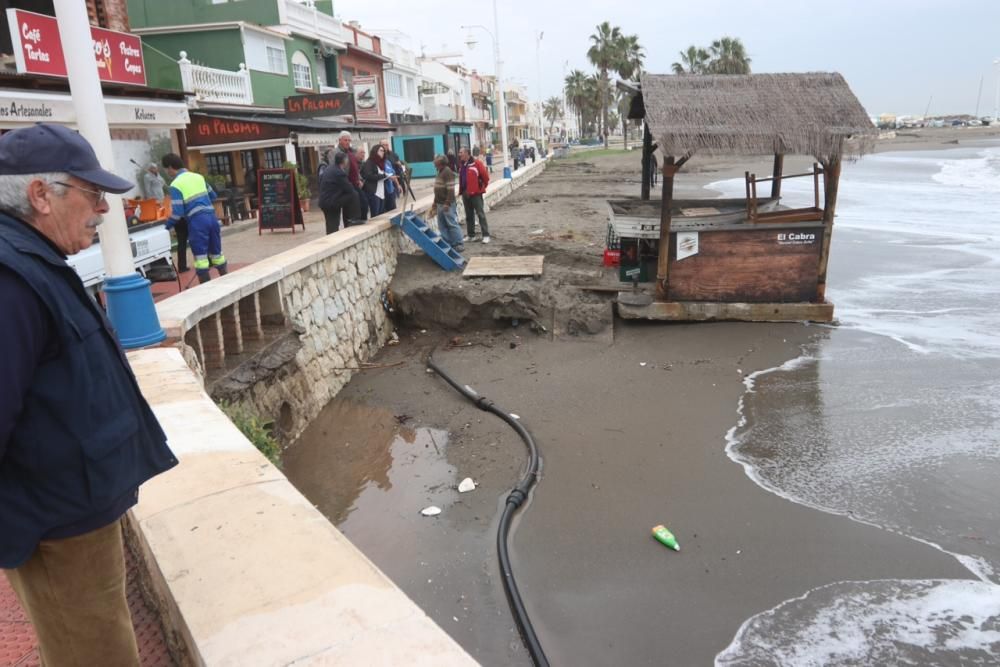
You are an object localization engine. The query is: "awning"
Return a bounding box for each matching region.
[0,89,190,129]
[190,138,290,154]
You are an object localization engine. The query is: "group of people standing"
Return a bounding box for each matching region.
[432,145,491,251]
[318,131,411,235]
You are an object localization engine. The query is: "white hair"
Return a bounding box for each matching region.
[0,173,69,219]
[338,130,352,141]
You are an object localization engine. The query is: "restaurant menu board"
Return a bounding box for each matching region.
[257,168,304,234]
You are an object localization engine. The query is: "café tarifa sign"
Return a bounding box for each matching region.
[6,8,147,87]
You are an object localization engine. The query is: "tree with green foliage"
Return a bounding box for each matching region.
[587,21,623,148]
[708,36,752,74]
[672,45,710,74]
[615,33,645,149]
[671,38,751,75]
[563,69,589,139]
[543,96,564,137]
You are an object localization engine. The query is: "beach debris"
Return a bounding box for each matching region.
[529,228,545,235]
[510,413,521,420]
[387,331,400,346]
[420,506,442,516]
[420,329,427,334]
[737,368,743,374]
[458,478,476,493]
[640,362,647,367]
[652,524,680,551]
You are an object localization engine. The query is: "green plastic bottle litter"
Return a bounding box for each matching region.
[652,524,680,551]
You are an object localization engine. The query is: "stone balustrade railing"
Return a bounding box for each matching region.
[178,52,253,106]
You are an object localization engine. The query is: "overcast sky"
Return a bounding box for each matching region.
[343,0,1000,118]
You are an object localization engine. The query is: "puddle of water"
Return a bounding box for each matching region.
[283,399,457,526]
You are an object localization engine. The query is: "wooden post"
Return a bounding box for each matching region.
[816,156,842,302]
[813,163,821,209]
[656,157,677,301]
[770,153,784,199]
[641,122,652,200]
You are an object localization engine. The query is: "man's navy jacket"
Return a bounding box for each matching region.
[0,211,177,568]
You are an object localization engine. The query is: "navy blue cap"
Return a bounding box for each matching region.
[0,123,134,194]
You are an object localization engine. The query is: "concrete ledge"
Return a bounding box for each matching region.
[128,347,476,666]
[617,299,835,322]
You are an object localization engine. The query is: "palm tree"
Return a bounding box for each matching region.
[581,74,602,138]
[616,33,644,149]
[708,37,751,74]
[543,96,563,137]
[563,69,588,139]
[671,45,710,75]
[587,21,623,148]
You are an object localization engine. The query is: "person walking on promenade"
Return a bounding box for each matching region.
[361,144,389,217]
[0,123,177,666]
[485,144,494,172]
[319,151,361,234]
[334,131,368,221]
[161,153,228,284]
[431,154,463,251]
[458,146,490,243]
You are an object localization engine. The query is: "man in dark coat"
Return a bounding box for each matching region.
[319,151,361,233]
[0,123,177,665]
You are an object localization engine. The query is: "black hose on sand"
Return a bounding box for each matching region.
[426,353,549,667]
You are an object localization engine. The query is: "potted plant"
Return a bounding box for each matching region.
[284,161,311,211]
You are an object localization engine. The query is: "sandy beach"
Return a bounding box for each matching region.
[282,127,996,665]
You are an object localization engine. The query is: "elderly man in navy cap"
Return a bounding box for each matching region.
[0,123,177,665]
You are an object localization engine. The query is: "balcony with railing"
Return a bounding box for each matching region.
[276,0,347,47]
[178,52,253,106]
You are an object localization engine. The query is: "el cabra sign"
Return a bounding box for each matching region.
[284,92,355,119]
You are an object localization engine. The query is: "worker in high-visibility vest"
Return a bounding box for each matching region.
[161,153,228,284]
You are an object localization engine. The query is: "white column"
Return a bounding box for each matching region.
[493,0,510,177]
[53,0,132,277]
[285,140,297,164]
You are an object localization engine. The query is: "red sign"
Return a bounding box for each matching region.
[7,9,147,86]
[188,115,290,146]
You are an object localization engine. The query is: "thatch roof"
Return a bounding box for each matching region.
[634,73,876,160]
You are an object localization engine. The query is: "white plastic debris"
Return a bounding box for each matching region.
[530,228,545,235]
[640,362,647,367]
[388,331,400,346]
[420,506,442,516]
[458,478,476,493]
[510,413,521,420]
[737,368,742,374]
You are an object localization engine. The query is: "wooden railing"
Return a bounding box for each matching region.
[745,163,826,224]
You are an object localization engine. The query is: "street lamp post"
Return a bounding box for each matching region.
[994,58,1000,123]
[462,1,511,179]
[535,31,544,152]
[54,0,164,347]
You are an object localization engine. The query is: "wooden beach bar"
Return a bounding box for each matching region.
[616,73,876,322]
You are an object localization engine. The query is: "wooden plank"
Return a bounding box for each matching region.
[668,227,822,302]
[680,207,720,217]
[817,156,842,302]
[656,158,676,299]
[617,300,835,323]
[463,255,545,278]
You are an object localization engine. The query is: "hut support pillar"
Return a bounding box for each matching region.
[641,122,653,200]
[655,158,678,301]
[816,156,842,302]
[770,153,784,199]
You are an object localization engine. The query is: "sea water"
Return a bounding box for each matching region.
[712,144,1000,665]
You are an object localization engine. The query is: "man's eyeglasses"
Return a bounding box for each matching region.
[53,181,107,206]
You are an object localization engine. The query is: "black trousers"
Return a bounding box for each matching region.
[324,193,362,233]
[174,219,189,271]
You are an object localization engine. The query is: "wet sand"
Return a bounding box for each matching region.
[282,132,980,665]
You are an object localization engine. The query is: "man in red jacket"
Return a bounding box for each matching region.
[458,146,490,243]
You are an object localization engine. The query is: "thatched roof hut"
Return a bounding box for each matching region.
[630,73,876,161]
